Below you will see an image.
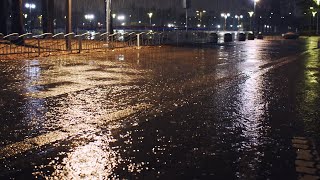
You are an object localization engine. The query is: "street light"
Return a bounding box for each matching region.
[196,10,206,27]
[84,14,95,22]
[25,3,36,32]
[25,3,36,13]
[316,0,320,34]
[148,12,153,27]
[312,11,317,33]
[254,0,259,13]
[235,15,243,30]
[248,12,254,31]
[117,15,125,21]
[253,0,259,33]
[221,13,230,30]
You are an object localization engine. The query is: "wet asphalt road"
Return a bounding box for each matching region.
[0,38,320,179]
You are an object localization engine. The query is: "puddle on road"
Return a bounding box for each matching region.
[0,39,319,179]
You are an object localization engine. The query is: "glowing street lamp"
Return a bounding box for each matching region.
[235,15,243,30]
[196,10,206,27]
[117,15,125,21]
[312,11,317,30]
[85,14,95,22]
[25,3,36,13]
[221,13,230,30]
[253,0,260,33]
[147,13,153,27]
[248,11,254,31]
[254,0,259,13]
[25,3,36,32]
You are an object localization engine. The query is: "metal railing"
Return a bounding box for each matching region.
[0,30,260,57]
[0,31,165,57]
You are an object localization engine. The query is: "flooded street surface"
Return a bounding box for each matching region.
[1,38,320,179]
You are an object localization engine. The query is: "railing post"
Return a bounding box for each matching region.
[37,38,41,56]
[137,34,140,48]
[78,37,82,53]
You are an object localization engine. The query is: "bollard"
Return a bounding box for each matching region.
[257,33,264,40]
[248,33,255,40]
[209,33,218,43]
[238,33,246,41]
[224,33,233,43]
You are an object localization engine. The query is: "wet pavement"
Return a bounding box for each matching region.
[0,38,320,179]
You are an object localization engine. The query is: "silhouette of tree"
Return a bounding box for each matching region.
[11,0,24,35]
[0,0,8,35]
[42,0,55,33]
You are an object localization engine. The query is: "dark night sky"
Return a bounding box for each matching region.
[24,0,251,12]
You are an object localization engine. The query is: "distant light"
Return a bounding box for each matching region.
[197,24,201,27]
[217,25,221,29]
[25,3,36,9]
[117,15,125,21]
[138,21,141,23]
[121,22,126,26]
[167,23,175,28]
[84,14,95,20]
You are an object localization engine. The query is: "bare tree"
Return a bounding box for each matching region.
[11,0,24,35]
[42,0,55,33]
[0,0,8,34]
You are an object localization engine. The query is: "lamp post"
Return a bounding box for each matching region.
[253,0,259,33]
[25,3,36,13]
[248,11,254,31]
[105,0,111,46]
[221,13,230,31]
[25,3,36,32]
[85,14,95,22]
[85,14,95,29]
[312,11,317,34]
[66,0,72,50]
[196,10,206,27]
[317,0,320,34]
[117,15,126,26]
[235,15,243,30]
[148,12,153,27]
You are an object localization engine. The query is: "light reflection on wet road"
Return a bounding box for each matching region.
[0,38,320,179]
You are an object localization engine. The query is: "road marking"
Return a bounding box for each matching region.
[0,103,151,160]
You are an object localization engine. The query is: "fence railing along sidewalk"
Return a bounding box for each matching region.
[0,31,166,57]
